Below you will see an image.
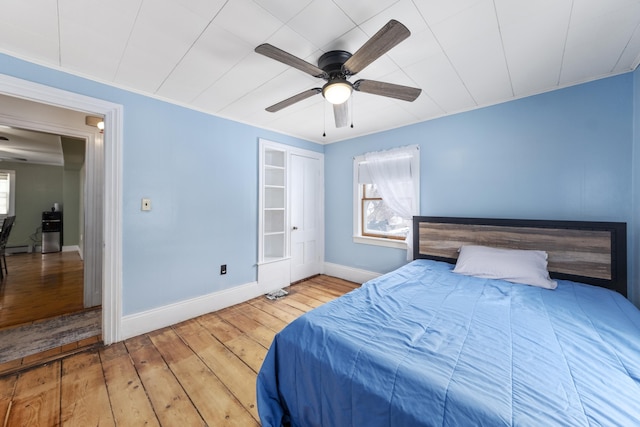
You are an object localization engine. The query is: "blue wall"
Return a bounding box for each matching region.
[0,53,321,315]
[325,74,637,304]
[2,51,639,312]
[632,67,640,306]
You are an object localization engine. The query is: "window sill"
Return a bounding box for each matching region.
[353,235,407,249]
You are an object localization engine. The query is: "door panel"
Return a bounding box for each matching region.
[290,154,321,282]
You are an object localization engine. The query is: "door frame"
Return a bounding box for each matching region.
[0,74,123,344]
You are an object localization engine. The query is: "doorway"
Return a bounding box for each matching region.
[0,74,123,345]
[0,124,93,326]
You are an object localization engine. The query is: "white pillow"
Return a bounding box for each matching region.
[452,245,557,289]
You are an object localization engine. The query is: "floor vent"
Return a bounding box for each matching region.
[266,289,289,300]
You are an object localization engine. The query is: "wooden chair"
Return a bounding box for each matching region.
[0,216,16,278]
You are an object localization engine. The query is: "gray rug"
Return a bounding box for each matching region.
[0,309,101,364]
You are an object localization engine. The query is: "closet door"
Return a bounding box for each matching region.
[290,153,322,282]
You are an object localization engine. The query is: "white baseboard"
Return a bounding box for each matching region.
[120,264,381,341]
[323,262,380,284]
[62,245,80,253]
[121,280,262,340]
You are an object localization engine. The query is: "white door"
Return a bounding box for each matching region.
[290,153,323,282]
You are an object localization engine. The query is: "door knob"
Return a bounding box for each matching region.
[292,226,298,230]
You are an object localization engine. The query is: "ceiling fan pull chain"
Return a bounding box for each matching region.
[350,95,354,129]
[323,101,327,137]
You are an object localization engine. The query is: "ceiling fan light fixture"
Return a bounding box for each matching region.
[323,80,352,105]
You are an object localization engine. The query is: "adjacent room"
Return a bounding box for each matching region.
[0,0,639,425]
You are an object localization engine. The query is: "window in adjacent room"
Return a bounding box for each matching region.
[0,170,16,218]
[353,145,419,255]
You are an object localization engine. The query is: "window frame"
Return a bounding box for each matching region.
[352,146,419,249]
[0,169,16,218]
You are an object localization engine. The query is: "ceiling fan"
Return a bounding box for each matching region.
[255,20,422,128]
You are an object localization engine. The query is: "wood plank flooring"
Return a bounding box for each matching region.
[0,275,359,426]
[0,252,86,328]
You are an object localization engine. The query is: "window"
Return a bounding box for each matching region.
[361,184,411,240]
[0,170,15,217]
[353,145,419,254]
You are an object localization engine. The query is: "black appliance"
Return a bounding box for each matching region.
[42,211,62,253]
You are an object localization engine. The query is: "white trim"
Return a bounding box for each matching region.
[121,280,262,340]
[0,169,16,216]
[258,138,325,287]
[62,245,80,253]
[323,262,381,284]
[352,235,407,249]
[0,73,123,345]
[352,145,420,249]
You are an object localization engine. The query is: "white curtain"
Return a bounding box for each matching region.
[363,145,418,260]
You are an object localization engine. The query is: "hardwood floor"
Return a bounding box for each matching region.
[0,275,359,426]
[0,251,86,328]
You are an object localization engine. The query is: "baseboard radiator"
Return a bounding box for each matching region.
[6,245,37,254]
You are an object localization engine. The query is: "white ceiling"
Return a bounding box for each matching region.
[0,0,639,144]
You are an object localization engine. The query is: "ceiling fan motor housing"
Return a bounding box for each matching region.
[318,50,352,79]
[319,50,354,104]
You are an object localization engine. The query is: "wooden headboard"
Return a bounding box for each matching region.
[413,216,628,297]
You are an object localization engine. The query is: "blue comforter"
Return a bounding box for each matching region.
[257,260,640,426]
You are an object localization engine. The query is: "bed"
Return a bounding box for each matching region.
[257,216,640,426]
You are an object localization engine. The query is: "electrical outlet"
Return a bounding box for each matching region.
[220,264,227,275]
[141,198,151,211]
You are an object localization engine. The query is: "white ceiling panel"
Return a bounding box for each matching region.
[157,24,251,103]
[428,0,496,52]
[176,0,227,18]
[561,0,640,84]
[287,0,354,48]
[58,0,141,80]
[214,0,283,47]
[398,90,446,120]
[114,0,212,91]
[405,54,476,113]
[496,0,572,96]
[0,0,60,64]
[193,53,286,112]
[414,0,486,28]
[424,1,513,104]
[614,24,640,72]
[332,0,399,25]
[0,0,638,144]
[253,0,314,23]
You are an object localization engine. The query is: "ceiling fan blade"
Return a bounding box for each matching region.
[265,88,322,112]
[343,20,410,75]
[353,79,421,102]
[333,102,349,128]
[255,44,328,79]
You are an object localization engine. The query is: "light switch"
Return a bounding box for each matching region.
[141,198,151,211]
